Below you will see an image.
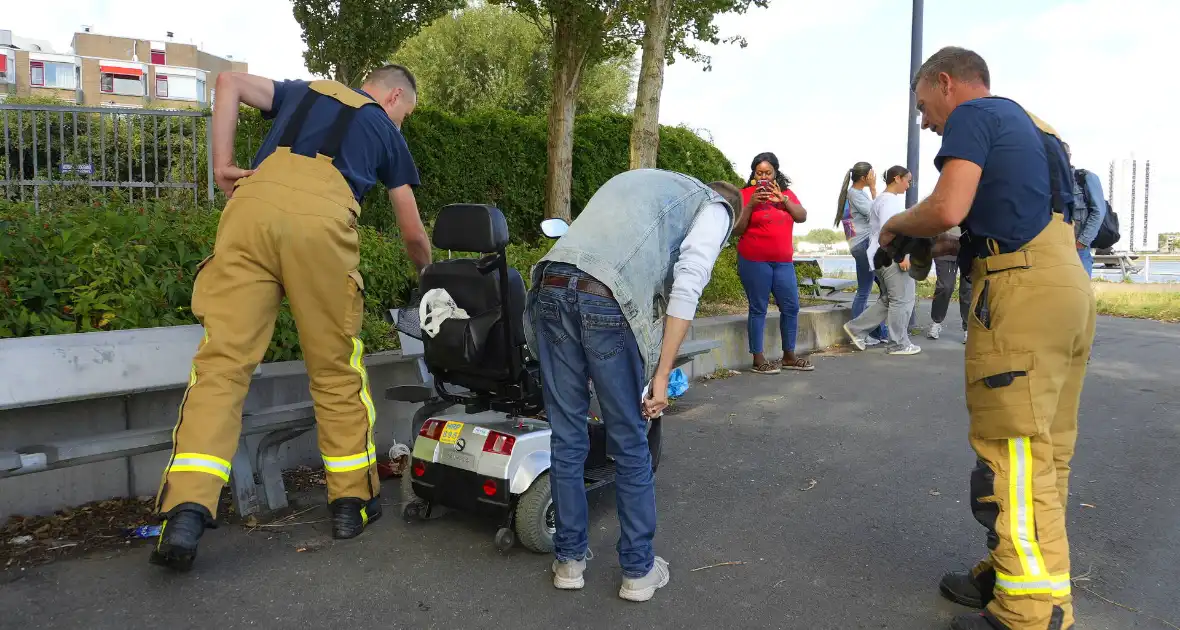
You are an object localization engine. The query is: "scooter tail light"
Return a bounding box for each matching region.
[482,478,498,496]
[419,419,445,441]
[412,460,426,477]
[482,432,516,456]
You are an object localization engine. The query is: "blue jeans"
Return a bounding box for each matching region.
[1078,247,1094,277]
[529,264,656,578]
[738,255,800,354]
[850,242,887,340]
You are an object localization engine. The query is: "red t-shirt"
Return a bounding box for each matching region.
[737,186,799,263]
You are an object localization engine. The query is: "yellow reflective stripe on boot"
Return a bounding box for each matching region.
[995,571,1071,597]
[322,447,378,473]
[361,505,370,525]
[349,337,378,456]
[168,452,232,483]
[1008,437,1048,576]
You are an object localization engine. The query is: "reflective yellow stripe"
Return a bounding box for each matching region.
[156,330,210,508]
[361,506,370,525]
[322,447,378,473]
[349,337,378,457]
[1008,437,1048,576]
[996,571,1071,597]
[169,452,232,483]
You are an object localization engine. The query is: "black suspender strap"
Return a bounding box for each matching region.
[277,86,370,159]
[278,89,322,148]
[1038,131,1067,218]
[319,105,361,159]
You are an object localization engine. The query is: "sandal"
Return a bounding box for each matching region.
[751,362,780,375]
[781,357,815,372]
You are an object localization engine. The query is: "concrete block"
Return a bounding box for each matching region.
[688,304,851,374]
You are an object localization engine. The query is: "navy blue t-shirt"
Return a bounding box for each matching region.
[934,96,1074,254]
[252,80,419,202]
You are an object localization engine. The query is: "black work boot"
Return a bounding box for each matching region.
[939,566,996,609]
[149,503,216,572]
[330,495,383,539]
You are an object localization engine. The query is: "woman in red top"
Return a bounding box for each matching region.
[734,152,811,373]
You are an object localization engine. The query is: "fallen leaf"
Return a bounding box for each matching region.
[800,479,817,491]
[296,547,307,553]
[245,515,259,528]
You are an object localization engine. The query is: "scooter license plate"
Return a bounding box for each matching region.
[439,421,465,445]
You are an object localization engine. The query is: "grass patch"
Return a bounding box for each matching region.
[1092,284,1180,322]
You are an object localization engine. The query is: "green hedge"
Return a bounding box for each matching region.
[1,104,767,361]
[1,199,821,361]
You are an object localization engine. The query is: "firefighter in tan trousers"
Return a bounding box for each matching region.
[880,47,1096,630]
[150,65,432,572]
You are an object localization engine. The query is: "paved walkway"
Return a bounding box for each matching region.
[2,308,1177,629]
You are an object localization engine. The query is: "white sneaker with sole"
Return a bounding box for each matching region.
[552,551,591,590]
[843,323,866,351]
[928,322,942,339]
[619,556,670,602]
[888,343,922,356]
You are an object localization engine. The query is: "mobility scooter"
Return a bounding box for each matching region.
[386,204,713,553]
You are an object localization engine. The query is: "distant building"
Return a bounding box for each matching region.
[0,28,247,108]
[1159,232,1180,254]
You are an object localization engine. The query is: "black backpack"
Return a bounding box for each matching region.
[1076,169,1120,250]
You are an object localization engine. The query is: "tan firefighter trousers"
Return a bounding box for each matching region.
[963,214,1097,629]
[156,81,381,517]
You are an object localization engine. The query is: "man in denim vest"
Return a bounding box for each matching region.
[523,169,739,602]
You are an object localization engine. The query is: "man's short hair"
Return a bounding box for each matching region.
[365,64,417,93]
[910,46,990,92]
[707,181,742,213]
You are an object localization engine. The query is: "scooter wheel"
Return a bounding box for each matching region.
[494,527,516,552]
[402,500,424,521]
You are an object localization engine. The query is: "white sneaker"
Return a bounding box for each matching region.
[619,556,670,602]
[962,330,968,345]
[888,343,922,356]
[552,552,591,590]
[863,336,882,346]
[843,323,866,351]
[928,322,942,339]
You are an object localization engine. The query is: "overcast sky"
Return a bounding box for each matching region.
[9,0,1176,248]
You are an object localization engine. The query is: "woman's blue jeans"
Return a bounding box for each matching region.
[850,241,887,340]
[738,255,799,355]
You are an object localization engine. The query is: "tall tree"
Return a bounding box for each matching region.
[393,4,636,117]
[487,1,638,220]
[630,0,769,170]
[293,0,465,87]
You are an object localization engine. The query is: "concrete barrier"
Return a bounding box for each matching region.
[685,304,852,377]
[0,352,425,521]
[0,304,851,519]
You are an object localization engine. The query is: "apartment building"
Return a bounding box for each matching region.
[1,28,247,108]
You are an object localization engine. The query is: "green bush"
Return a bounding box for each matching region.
[0,200,412,362]
[3,98,739,241]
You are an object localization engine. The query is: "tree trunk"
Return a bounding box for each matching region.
[629,0,674,170]
[545,17,586,221]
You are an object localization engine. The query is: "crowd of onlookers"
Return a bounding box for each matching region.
[728,149,1109,370]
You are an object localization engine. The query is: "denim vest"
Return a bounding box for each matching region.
[523,169,735,382]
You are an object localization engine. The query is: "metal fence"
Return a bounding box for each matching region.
[0,103,214,211]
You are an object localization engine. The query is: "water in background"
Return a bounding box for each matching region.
[811,255,1180,284]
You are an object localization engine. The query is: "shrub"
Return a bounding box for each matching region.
[0,200,409,362]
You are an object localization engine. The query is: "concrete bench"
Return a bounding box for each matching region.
[794,258,857,297]
[0,325,314,517]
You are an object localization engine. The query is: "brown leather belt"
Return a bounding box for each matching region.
[541,273,614,299]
